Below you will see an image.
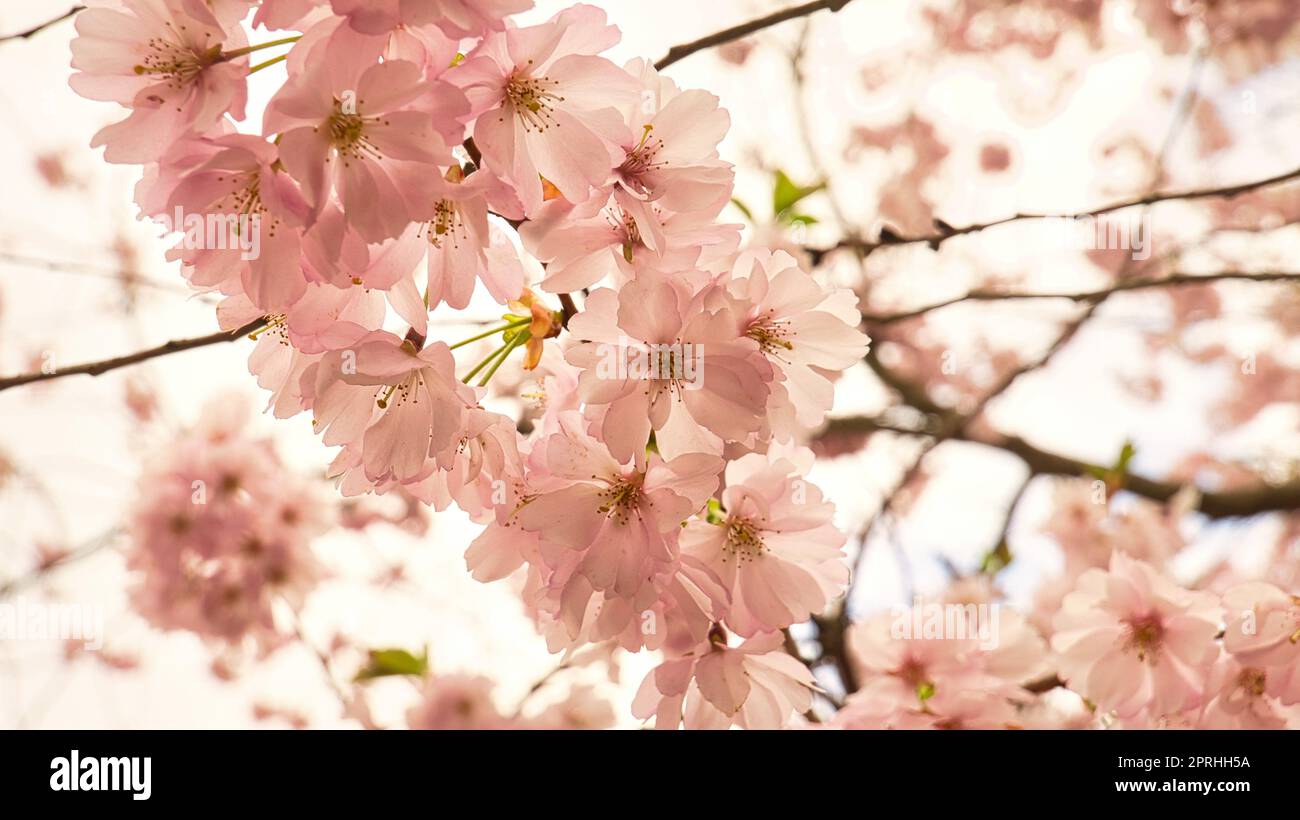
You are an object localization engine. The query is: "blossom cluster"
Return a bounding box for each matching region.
[826,484,1300,730]
[126,394,330,659]
[74,0,870,728]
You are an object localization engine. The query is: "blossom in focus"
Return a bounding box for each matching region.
[632,629,817,729]
[705,249,870,436]
[453,4,639,215]
[565,276,773,461]
[265,51,467,242]
[307,331,477,485]
[70,0,250,163]
[681,449,848,636]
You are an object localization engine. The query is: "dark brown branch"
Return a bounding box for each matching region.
[862,271,1300,324]
[655,0,855,70]
[818,415,1300,519]
[0,318,268,393]
[809,164,1300,264]
[0,6,83,44]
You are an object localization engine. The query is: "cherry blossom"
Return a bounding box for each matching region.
[632,629,817,729]
[1051,552,1222,718]
[71,0,251,163]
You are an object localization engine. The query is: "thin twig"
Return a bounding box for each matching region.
[0,317,267,393]
[655,0,855,70]
[808,164,1300,264]
[0,6,83,44]
[862,271,1300,324]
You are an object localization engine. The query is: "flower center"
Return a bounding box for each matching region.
[722,516,766,562]
[747,312,795,358]
[324,99,389,164]
[505,70,564,132]
[596,475,644,523]
[1237,666,1267,698]
[1122,613,1164,663]
[617,125,665,189]
[134,32,221,88]
[425,200,463,249]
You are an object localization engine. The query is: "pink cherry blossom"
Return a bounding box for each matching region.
[453,4,639,215]
[564,276,773,461]
[1222,581,1300,704]
[632,629,817,729]
[307,331,477,485]
[514,411,722,598]
[681,450,847,636]
[265,51,467,242]
[70,0,250,163]
[836,602,1046,729]
[1198,654,1288,729]
[704,249,871,435]
[1051,552,1221,718]
[127,394,330,655]
[154,134,314,311]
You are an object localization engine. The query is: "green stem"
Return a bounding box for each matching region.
[222,36,301,61]
[448,318,530,351]
[477,331,530,387]
[248,54,287,74]
[461,340,511,384]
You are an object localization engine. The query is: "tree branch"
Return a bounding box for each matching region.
[808,164,1300,264]
[0,6,83,44]
[862,271,1300,324]
[655,0,855,70]
[818,415,1300,519]
[0,318,267,393]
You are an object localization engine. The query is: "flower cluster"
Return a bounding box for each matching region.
[126,394,330,658]
[75,0,870,728]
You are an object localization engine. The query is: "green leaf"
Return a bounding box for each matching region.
[355,647,429,681]
[787,213,819,226]
[729,197,755,223]
[705,498,726,525]
[1114,440,1137,474]
[979,539,1013,575]
[772,170,825,219]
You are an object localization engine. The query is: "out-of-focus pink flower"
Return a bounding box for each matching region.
[453,4,638,215]
[1051,552,1221,718]
[70,0,250,163]
[405,674,515,729]
[1198,654,1288,729]
[126,394,331,655]
[632,630,817,729]
[682,450,847,636]
[1222,581,1300,704]
[836,602,1046,729]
